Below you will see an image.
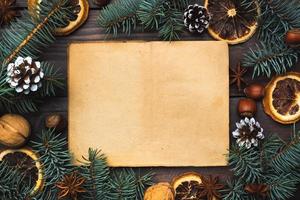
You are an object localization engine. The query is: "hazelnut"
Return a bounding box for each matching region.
[0,114,31,148]
[285,29,300,48]
[144,182,174,200]
[45,114,66,132]
[238,98,257,117]
[244,83,265,100]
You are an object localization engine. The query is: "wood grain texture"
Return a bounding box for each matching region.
[1,2,300,199]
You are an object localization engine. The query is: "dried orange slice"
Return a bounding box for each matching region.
[263,72,300,124]
[204,0,260,45]
[171,172,217,200]
[28,0,89,36]
[0,148,44,196]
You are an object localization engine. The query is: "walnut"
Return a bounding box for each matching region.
[144,182,175,200]
[0,114,31,148]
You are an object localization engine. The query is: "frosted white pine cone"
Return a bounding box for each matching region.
[6,56,44,95]
[232,117,264,149]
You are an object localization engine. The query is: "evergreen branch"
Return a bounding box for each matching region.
[97,0,142,36]
[169,0,188,11]
[0,162,32,200]
[133,169,154,200]
[159,6,184,41]
[31,129,72,199]
[258,0,300,42]
[270,133,300,174]
[137,0,166,30]
[0,96,39,113]
[261,135,285,165]
[80,148,110,200]
[107,169,137,200]
[266,173,298,200]
[39,62,64,97]
[228,145,262,183]
[0,0,75,67]
[242,42,298,78]
[221,179,250,200]
[107,169,154,200]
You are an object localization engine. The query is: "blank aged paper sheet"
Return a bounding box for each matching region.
[68,41,229,167]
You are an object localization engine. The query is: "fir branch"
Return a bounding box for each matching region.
[107,169,137,200]
[221,179,250,200]
[31,129,72,200]
[159,6,184,41]
[228,145,262,183]
[137,0,166,30]
[0,162,32,200]
[258,0,300,42]
[169,0,188,11]
[133,169,154,200]
[80,148,110,200]
[0,95,39,113]
[107,169,154,200]
[261,134,285,165]
[266,173,298,200]
[242,42,298,78]
[270,133,300,174]
[0,0,75,67]
[40,62,64,97]
[97,0,142,36]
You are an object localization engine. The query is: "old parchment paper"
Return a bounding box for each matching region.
[68,41,229,167]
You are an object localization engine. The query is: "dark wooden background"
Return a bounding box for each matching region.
[6,0,300,199]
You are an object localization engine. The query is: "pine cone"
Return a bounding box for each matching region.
[184,4,210,34]
[6,56,44,95]
[232,118,264,149]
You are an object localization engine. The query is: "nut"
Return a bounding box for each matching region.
[244,83,265,100]
[45,114,66,132]
[0,114,31,148]
[285,29,300,48]
[144,182,175,200]
[238,98,257,117]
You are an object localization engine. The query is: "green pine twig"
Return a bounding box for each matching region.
[242,42,298,78]
[97,0,142,36]
[228,145,263,183]
[221,179,250,200]
[265,173,298,200]
[0,0,75,67]
[31,129,72,200]
[270,132,300,174]
[0,162,31,200]
[80,148,110,200]
[137,0,166,30]
[159,6,184,41]
[258,0,300,42]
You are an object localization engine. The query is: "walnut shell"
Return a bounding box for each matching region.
[144,182,175,200]
[0,114,31,148]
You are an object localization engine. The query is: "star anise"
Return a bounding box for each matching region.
[245,183,269,199]
[198,175,224,200]
[56,171,86,200]
[230,63,248,91]
[0,0,18,27]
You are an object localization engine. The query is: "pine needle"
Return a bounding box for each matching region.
[228,145,262,183]
[258,0,300,42]
[97,0,142,36]
[242,42,298,78]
